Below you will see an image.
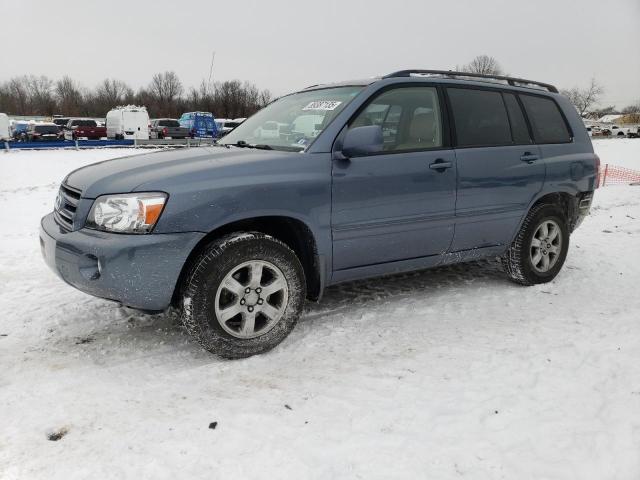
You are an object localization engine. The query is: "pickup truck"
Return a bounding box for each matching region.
[149,118,189,139]
[63,118,107,140]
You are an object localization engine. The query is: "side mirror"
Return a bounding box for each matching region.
[341,125,383,158]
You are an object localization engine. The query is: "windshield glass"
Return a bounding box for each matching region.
[221,86,364,151]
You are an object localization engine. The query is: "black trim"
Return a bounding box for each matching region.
[501,92,533,145]
[515,93,536,143]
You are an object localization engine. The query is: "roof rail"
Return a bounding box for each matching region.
[383,69,558,93]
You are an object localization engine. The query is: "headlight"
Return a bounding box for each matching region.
[86,192,167,234]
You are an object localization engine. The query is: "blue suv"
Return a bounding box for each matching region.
[40,70,598,358]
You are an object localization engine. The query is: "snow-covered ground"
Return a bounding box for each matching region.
[1,141,639,479]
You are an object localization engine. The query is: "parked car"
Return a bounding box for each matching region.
[0,113,9,141]
[608,125,631,137]
[106,105,150,140]
[149,118,189,139]
[628,126,640,138]
[179,111,218,138]
[106,106,149,140]
[64,118,107,140]
[52,117,70,129]
[25,123,61,141]
[40,69,598,359]
[215,118,243,137]
[11,121,31,141]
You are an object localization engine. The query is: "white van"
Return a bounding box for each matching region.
[106,106,150,140]
[0,113,10,141]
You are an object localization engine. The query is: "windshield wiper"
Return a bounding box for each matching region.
[227,140,273,150]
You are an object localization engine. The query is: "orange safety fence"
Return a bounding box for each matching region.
[599,164,640,187]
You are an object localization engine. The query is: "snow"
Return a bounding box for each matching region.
[1,143,640,479]
[591,138,640,169]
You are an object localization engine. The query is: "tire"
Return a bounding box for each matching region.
[181,232,306,359]
[502,203,569,286]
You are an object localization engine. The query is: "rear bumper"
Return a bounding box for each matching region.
[573,191,594,230]
[39,213,205,310]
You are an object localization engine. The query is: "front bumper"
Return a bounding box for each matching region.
[40,213,205,310]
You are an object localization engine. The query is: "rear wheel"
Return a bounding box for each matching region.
[502,204,569,285]
[181,232,306,359]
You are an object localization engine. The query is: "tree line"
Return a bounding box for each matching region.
[0,71,272,119]
[2,58,638,122]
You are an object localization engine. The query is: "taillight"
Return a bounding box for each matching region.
[594,154,601,189]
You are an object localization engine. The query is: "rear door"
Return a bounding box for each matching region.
[331,85,457,270]
[447,87,544,251]
[518,94,574,189]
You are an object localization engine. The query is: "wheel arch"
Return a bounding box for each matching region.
[171,215,324,307]
[508,190,580,245]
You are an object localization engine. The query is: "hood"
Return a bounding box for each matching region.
[65,146,293,198]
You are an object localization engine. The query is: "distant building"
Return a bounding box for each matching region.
[597,114,623,124]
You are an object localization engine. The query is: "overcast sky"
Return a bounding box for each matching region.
[3,0,639,107]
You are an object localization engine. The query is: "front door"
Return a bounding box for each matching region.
[331,86,457,271]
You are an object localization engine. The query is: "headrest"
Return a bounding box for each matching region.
[409,112,435,141]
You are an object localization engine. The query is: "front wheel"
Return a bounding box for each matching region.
[502,204,569,285]
[181,232,306,359]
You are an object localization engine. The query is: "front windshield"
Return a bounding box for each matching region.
[221,86,364,151]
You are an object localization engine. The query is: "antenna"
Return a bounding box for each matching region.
[207,51,216,95]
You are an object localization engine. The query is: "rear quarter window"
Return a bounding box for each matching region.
[448,88,511,147]
[520,94,572,144]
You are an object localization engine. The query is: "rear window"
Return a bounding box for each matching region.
[520,95,571,144]
[448,88,511,147]
[72,120,97,127]
[35,125,59,134]
[503,93,531,144]
[159,120,180,127]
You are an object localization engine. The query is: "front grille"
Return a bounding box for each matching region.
[54,183,82,231]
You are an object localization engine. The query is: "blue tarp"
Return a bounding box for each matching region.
[3,140,135,150]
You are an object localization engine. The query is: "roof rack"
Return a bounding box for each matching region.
[383,70,558,93]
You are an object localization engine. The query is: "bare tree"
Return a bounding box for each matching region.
[459,55,504,75]
[91,78,134,114]
[6,77,30,114]
[147,71,183,116]
[560,78,604,117]
[621,102,640,114]
[621,102,640,123]
[96,79,133,106]
[25,75,56,115]
[0,72,271,118]
[258,89,272,108]
[55,76,84,115]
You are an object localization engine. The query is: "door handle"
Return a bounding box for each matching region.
[520,152,539,163]
[429,160,452,171]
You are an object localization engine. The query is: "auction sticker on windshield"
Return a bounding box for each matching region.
[302,100,342,111]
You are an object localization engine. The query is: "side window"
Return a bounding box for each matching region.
[520,94,572,144]
[349,86,443,152]
[503,93,531,144]
[448,88,511,147]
